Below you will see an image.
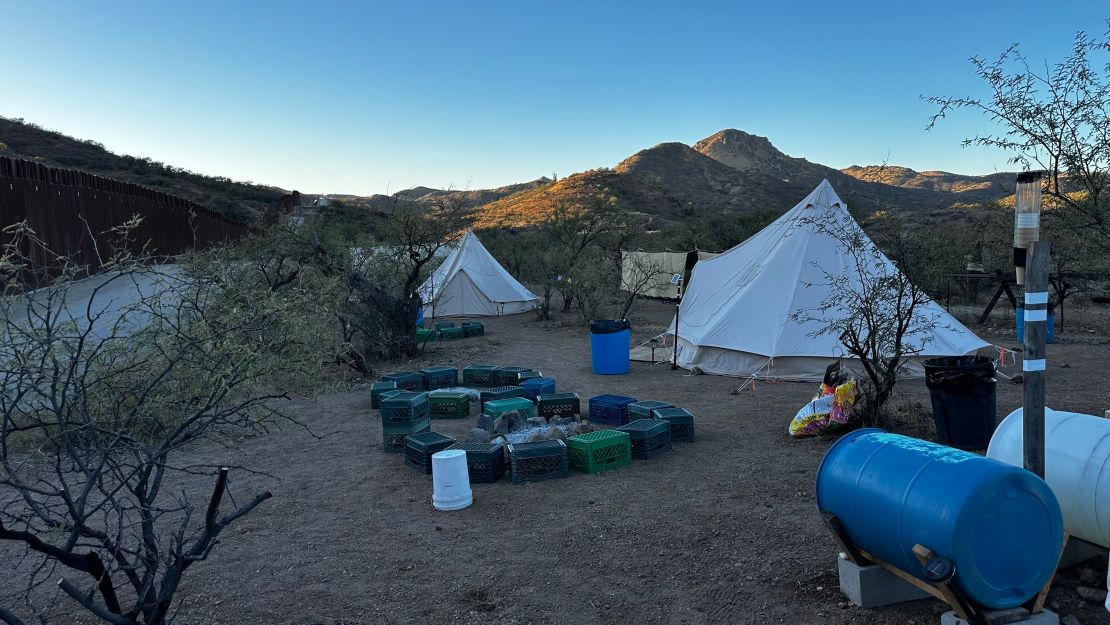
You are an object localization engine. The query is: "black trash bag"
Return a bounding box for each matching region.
[922,356,997,450]
[590,319,631,334]
[923,356,995,388]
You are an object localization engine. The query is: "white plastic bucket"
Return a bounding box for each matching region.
[431,449,473,511]
[987,407,1110,548]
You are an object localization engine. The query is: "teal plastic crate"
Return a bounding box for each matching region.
[371,381,398,409]
[420,366,458,390]
[484,397,535,420]
[383,418,430,453]
[381,391,431,425]
[383,371,423,390]
[480,386,524,403]
[628,400,673,420]
[618,418,672,459]
[650,406,695,442]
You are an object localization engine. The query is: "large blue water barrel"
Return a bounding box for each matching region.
[590,320,630,375]
[816,430,1063,609]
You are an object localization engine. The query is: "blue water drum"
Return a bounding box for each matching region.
[1015,306,1055,344]
[816,429,1063,609]
[589,320,630,375]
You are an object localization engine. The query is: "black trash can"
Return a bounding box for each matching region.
[923,356,997,450]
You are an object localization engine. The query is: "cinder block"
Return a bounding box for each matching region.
[941,608,1058,625]
[837,557,931,608]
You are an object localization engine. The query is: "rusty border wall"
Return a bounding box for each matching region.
[0,156,250,279]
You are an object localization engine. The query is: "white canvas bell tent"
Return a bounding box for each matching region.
[661,180,989,381]
[418,231,538,318]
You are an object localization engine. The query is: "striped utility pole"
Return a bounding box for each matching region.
[1022,241,1050,478]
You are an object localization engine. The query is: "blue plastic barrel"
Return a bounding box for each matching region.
[816,430,1063,609]
[1015,306,1054,343]
[590,320,630,375]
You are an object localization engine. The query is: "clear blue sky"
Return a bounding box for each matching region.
[2,1,1105,195]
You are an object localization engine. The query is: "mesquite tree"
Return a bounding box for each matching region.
[365,197,471,356]
[0,223,304,625]
[926,26,1110,250]
[790,211,944,426]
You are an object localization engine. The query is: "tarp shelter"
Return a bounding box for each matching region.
[419,231,538,317]
[620,250,718,299]
[658,180,989,380]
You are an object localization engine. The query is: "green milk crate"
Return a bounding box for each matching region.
[480,386,524,403]
[383,371,423,390]
[378,389,406,406]
[566,430,632,474]
[494,367,532,386]
[382,418,430,453]
[484,397,535,420]
[381,391,431,425]
[371,381,398,409]
[650,406,696,442]
[416,328,438,342]
[463,365,498,387]
[628,400,674,420]
[429,390,470,419]
[441,327,464,340]
[536,392,581,420]
[435,321,457,330]
[461,321,484,337]
[420,365,458,390]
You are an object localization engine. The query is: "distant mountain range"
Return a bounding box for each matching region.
[466,129,1015,229]
[1,117,1016,232]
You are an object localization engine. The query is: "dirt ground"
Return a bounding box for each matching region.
[5,299,1110,625]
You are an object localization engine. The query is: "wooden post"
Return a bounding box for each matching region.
[1023,240,1051,478]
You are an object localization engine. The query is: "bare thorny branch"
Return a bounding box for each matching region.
[925,24,1110,251]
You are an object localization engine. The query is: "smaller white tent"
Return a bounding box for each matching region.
[419,231,538,317]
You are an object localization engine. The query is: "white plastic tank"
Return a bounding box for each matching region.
[987,407,1110,548]
[990,407,1110,615]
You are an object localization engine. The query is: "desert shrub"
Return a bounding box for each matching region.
[0,221,306,625]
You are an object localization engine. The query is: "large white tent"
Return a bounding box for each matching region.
[662,180,989,380]
[418,231,538,318]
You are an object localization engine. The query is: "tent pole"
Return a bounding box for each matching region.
[671,300,680,371]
